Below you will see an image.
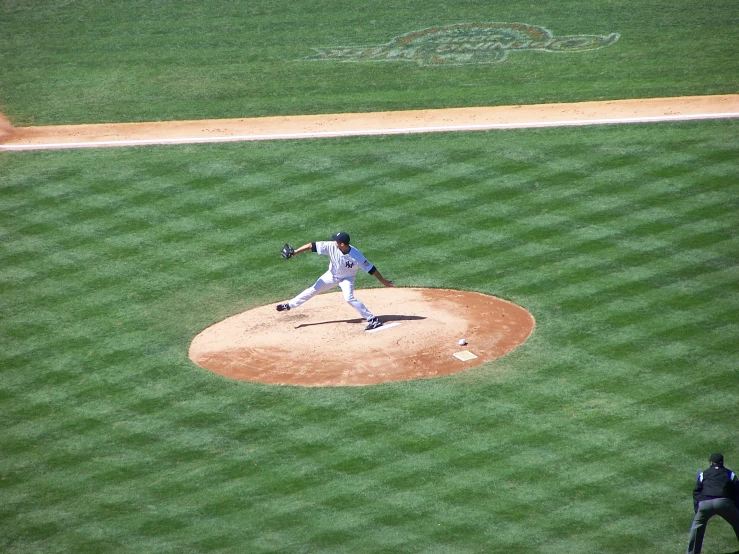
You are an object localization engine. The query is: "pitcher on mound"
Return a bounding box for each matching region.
[276,232,394,331]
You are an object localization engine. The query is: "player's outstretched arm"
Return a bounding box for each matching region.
[293,243,314,256]
[372,269,394,287]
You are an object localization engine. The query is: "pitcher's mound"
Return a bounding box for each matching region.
[189,288,534,386]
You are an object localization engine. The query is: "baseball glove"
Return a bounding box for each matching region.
[281,243,295,259]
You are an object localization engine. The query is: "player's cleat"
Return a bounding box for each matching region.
[276,303,291,312]
[365,317,382,331]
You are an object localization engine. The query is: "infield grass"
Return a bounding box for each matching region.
[2,120,738,553]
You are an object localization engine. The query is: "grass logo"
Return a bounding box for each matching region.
[305,23,619,66]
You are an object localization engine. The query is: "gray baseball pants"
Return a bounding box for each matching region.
[686,497,739,554]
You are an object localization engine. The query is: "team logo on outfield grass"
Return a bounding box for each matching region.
[304,23,619,66]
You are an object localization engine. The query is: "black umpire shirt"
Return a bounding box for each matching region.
[693,464,739,511]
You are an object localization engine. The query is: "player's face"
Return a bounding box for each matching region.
[335,241,350,254]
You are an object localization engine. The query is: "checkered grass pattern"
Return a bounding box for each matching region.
[1,120,738,553]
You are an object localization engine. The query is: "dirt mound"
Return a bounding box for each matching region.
[189,288,535,386]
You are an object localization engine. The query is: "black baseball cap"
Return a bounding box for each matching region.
[332,232,350,244]
[709,453,724,464]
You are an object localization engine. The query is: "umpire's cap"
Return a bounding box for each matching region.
[332,232,350,244]
[709,453,724,465]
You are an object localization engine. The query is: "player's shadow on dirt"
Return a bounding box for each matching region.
[295,314,426,329]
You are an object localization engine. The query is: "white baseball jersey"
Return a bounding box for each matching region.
[313,241,374,280]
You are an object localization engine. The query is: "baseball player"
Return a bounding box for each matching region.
[277,232,394,330]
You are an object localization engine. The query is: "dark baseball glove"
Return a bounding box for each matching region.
[281,243,295,259]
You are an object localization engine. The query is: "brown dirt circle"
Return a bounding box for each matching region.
[188,288,535,387]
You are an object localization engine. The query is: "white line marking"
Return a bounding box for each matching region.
[2,112,738,151]
[366,321,402,333]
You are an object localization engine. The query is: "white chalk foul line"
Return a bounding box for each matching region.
[1,111,738,151]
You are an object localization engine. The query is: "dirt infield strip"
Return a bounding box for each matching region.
[1,95,737,151]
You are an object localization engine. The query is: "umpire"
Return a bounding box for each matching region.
[686,453,739,554]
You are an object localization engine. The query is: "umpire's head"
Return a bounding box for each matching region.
[709,453,724,466]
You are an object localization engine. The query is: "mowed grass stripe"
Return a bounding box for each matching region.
[2,121,738,553]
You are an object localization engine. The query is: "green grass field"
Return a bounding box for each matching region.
[1,1,738,553]
[1,0,737,124]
